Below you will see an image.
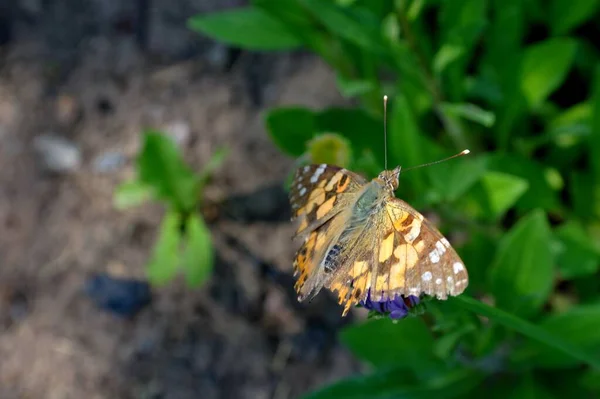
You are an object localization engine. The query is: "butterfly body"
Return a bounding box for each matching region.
[289,164,468,316]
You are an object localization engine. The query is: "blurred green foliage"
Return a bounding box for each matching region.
[190,0,600,397]
[114,131,225,287]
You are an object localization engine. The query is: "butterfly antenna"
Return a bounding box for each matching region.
[383,95,388,170]
[403,149,470,172]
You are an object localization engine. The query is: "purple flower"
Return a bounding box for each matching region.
[360,289,420,320]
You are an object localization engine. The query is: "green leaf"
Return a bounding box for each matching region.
[511,374,558,399]
[335,74,376,98]
[487,153,560,212]
[182,213,214,287]
[389,94,426,194]
[265,107,316,157]
[513,302,600,369]
[554,222,600,279]
[147,210,181,286]
[550,0,599,35]
[452,296,600,370]
[137,131,199,212]
[188,7,302,50]
[433,44,465,75]
[302,367,483,399]
[113,180,154,210]
[480,171,529,219]
[520,38,577,108]
[591,66,600,182]
[488,210,554,317]
[298,0,385,53]
[440,103,496,128]
[570,171,600,219]
[198,147,228,188]
[340,318,438,371]
[438,155,488,202]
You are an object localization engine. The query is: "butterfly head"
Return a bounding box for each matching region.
[377,166,401,191]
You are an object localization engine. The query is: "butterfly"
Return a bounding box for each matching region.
[289,162,468,316]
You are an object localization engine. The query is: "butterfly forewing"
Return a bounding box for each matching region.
[383,198,468,300]
[289,164,366,239]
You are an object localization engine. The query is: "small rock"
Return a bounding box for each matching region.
[85,273,151,318]
[33,134,81,173]
[164,120,191,147]
[93,151,127,173]
[205,43,229,70]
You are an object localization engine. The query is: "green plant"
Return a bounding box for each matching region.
[190,0,600,397]
[114,131,226,287]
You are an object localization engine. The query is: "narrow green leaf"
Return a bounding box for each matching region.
[147,210,181,286]
[113,180,154,210]
[188,7,302,50]
[182,213,214,287]
[452,296,600,370]
[513,302,600,369]
[340,318,437,370]
[555,222,600,279]
[335,74,376,98]
[550,0,599,35]
[298,0,385,53]
[480,171,529,219]
[198,147,228,187]
[302,367,483,399]
[520,38,577,108]
[591,66,600,182]
[137,131,199,212]
[433,45,465,75]
[265,107,316,157]
[440,103,496,127]
[489,210,554,317]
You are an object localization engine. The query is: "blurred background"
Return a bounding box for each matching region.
[1,0,600,398]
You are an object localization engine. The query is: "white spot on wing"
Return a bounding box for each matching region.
[435,278,442,285]
[405,222,421,242]
[435,240,446,254]
[299,187,306,196]
[421,271,432,282]
[453,262,464,274]
[441,237,450,248]
[447,276,453,284]
[429,249,440,263]
[303,165,310,173]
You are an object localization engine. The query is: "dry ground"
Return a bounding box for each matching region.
[0,33,363,399]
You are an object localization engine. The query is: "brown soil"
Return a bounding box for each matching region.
[0,28,362,399]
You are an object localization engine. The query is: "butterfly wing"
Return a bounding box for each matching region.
[378,197,468,300]
[289,164,367,299]
[325,197,468,315]
[289,164,367,239]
